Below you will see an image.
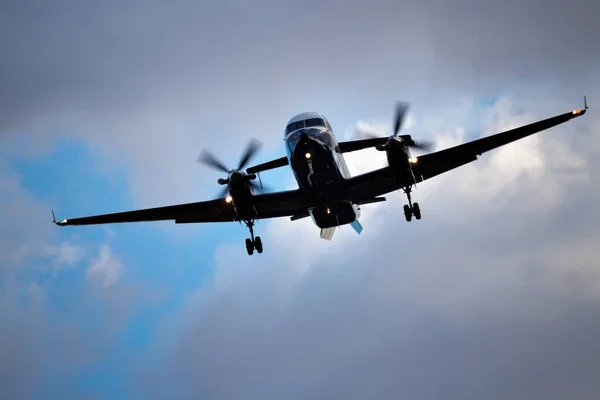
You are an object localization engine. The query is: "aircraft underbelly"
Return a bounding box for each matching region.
[291,139,343,195]
[310,202,359,229]
[288,130,360,229]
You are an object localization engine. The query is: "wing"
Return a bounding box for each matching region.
[413,106,587,181]
[338,138,388,153]
[53,198,236,226]
[53,189,307,227]
[343,103,588,201]
[246,156,289,174]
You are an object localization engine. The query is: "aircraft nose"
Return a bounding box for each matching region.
[298,128,324,144]
[299,131,312,144]
[286,128,324,156]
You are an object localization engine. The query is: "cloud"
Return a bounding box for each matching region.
[142,95,600,399]
[86,244,124,287]
[0,287,46,399]
[0,164,145,396]
[53,241,85,265]
[1,0,600,397]
[0,163,86,273]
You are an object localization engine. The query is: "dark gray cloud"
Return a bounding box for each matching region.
[2,0,600,398]
[3,0,597,123]
[2,0,599,205]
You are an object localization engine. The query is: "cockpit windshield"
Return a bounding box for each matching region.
[305,118,325,128]
[285,118,326,135]
[285,120,305,135]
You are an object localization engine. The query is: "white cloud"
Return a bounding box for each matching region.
[55,241,84,265]
[86,244,124,287]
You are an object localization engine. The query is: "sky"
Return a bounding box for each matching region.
[1,0,600,398]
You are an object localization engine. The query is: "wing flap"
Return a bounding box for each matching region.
[320,227,336,240]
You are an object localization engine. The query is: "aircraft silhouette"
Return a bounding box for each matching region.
[53,97,589,255]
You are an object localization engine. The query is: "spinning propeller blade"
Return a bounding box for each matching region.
[238,139,263,171]
[407,140,433,151]
[217,185,229,199]
[248,179,272,193]
[393,101,409,137]
[355,101,433,151]
[197,138,270,197]
[197,150,230,173]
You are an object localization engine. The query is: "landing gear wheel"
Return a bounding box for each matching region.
[403,204,412,222]
[402,185,422,222]
[243,219,264,255]
[245,238,254,255]
[412,202,421,220]
[254,236,263,254]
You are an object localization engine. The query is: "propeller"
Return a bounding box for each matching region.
[356,101,433,152]
[197,138,270,197]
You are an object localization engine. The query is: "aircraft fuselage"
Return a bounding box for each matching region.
[284,112,361,229]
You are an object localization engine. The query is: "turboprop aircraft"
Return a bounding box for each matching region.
[53,97,588,255]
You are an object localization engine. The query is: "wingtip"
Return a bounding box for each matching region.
[571,96,588,116]
[52,209,67,226]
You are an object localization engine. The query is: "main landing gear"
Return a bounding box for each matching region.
[243,219,263,255]
[402,186,421,222]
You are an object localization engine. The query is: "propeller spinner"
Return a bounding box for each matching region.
[357,101,433,152]
[197,138,267,198]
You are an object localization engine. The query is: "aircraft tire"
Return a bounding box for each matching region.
[254,236,263,254]
[403,204,412,222]
[413,203,421,220]
[245,238,254,255]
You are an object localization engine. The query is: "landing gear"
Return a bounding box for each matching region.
[402,186,421,222]
[243,219,263,255]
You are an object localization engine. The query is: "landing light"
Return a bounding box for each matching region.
[225,196,233,203]
[572,109,582,115]
[305,152,312,159]
[326,208,331,214]
[408,157,418,164]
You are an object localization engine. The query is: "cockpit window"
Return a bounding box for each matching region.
[305,118,325,128]
[285,118,326,135]
[285,120,305,135]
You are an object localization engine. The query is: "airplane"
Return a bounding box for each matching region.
[53,97,589,255]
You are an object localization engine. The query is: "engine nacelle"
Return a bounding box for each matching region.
[385,145,412,171]
[309,201,361,229]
